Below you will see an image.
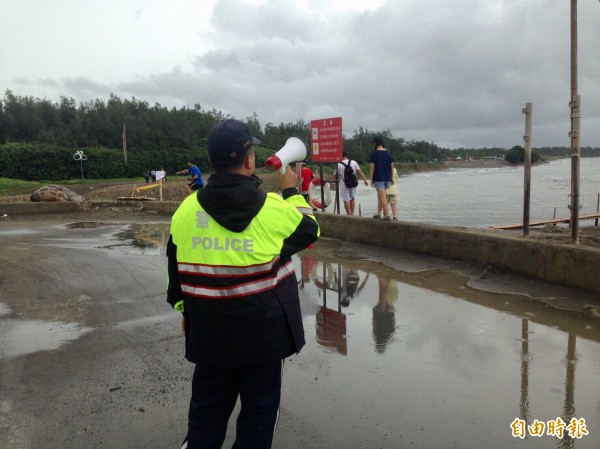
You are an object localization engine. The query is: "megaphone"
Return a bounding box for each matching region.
[264,137,307,174]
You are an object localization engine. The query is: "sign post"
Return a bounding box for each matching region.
[73,150,87,180]
[310,117,343,212]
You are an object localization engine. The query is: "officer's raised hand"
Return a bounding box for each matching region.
[278,165,298,190]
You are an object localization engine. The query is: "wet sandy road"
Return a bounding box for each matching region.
[1,212,599,448]
[0,216,190,448]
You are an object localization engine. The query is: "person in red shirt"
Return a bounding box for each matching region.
[300,161,314,202]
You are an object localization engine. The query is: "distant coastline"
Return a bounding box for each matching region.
[396,158,508,176]
[442,159,509,169]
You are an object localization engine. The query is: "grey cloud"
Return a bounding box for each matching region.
[60,77,115,100]
[39,78,60,87]
[14,78,33,86]
[211,0,315,44]
[62,77,113,92]
[83,0,600,148]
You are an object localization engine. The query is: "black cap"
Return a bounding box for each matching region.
[207,119,261,169]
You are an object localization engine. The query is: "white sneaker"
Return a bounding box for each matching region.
[181,437,188,449]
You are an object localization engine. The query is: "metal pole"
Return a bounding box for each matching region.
[335,178,340,214]
[522,103,532,237]
[569,0,580,244]
[337,264,342,312]
[570,94,581,243]
[73,150,86,180]
[322,262,327,308]
[319,163,325,212]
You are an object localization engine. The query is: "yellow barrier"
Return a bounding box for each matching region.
[131,180,163,201]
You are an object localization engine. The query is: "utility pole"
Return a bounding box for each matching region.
[569,0,580,244]
[522,103,532,237]
[122,123,128,165]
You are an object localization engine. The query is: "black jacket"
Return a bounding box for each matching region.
[167,173,319,367]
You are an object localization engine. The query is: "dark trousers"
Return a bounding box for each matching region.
[187,360,283,449]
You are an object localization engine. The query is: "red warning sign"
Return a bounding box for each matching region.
[310,117,343,163]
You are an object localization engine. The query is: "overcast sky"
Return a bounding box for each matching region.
[2,0,599,149]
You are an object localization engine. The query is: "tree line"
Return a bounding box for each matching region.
[1,90,599,181]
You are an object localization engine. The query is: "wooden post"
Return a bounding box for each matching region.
[159,180,163,201]
[522,103,532,237]
[595,193,600,226]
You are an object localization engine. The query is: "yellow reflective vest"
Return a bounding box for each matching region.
[167,178,319,367]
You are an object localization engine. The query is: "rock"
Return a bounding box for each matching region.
[30,185,86,202]
[542,223,563,233]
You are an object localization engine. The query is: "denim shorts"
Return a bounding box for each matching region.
[373,181,390,189]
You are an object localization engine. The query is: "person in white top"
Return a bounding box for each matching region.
[334,151,369,216]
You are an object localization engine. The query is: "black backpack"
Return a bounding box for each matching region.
[340,160,359,188]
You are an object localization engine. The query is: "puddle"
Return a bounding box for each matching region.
[0,304,93,360]
[291,247,600,449]
[66,221,123,229]
[111,223,170,255]
[36,222,170,255]
[0,229,40,236]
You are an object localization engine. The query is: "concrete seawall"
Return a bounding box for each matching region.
[2,201,599,294]
[315,213,600,294]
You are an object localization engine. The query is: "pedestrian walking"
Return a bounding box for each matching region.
[369,136,394,220]
[335,151,368,215]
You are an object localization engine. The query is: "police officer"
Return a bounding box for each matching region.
[167,119,319,449]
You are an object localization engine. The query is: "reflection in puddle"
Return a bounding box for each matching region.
[59,222,170,255]
[66,221,122,229]
[372,276,397,354]
[112,223,170,255]
[0,304,92,360]
[293,247,600,448]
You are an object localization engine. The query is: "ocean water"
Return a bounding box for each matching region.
[348,158,600,228]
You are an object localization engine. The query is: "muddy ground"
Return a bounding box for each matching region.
[0,172,282,204]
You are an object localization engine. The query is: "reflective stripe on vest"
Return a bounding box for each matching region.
[181,259,294,299]
[171,192,306,300]
[178,257,281,278]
